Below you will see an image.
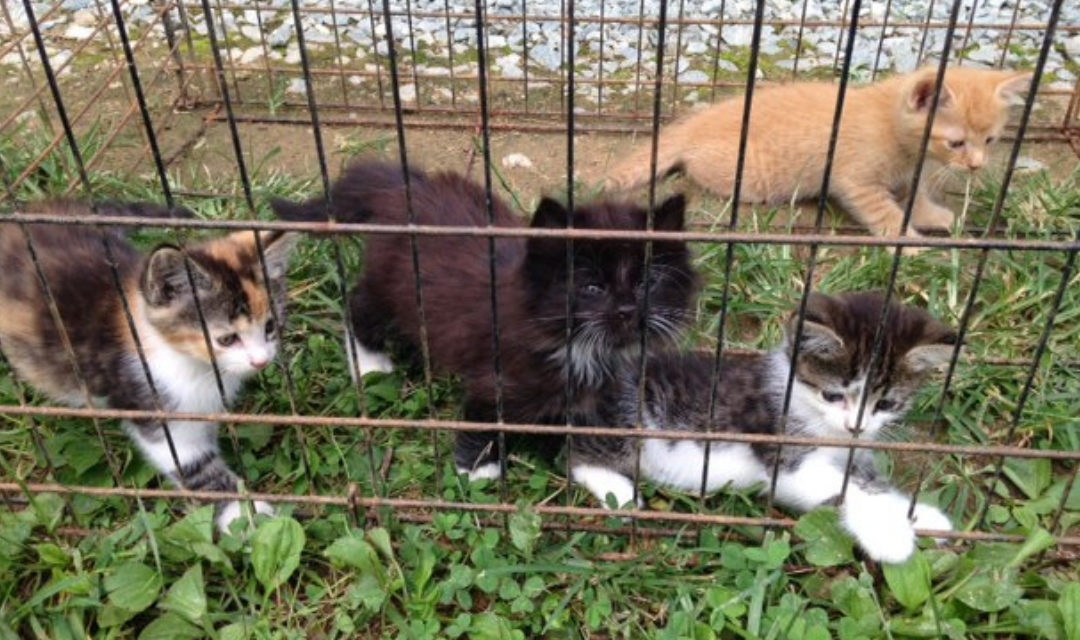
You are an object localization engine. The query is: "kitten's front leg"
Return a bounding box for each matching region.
[835,184,922,240]
[772,450,949,563]
[125,419,273,532]
[911,188,956,232]
[571,464,641,509]
[454,400,504,481]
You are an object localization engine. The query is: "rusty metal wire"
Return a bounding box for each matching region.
[0,0,1078,557]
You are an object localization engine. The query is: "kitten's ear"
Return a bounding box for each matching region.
[142,245,213,306]
[995,71,1033,105]
[788,319,845,358]
[904,323,960,374]
[652,194,687,232]
[907,72,956,112]
[531,197,570,229]
[257,231,299,280]
[786,293,844,358]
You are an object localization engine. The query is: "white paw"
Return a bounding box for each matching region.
[572,465,640,509]
[842,493,918,564]
[911,502,952,544]
[344,334,393,383]
[216,499,274,533]
[458,462,502,482]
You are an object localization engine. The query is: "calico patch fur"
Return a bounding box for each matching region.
[0,201,295,531]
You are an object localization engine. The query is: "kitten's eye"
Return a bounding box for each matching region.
[821,391,844,403]
[875,399,897,412]
[947,139,966,149]
[216,333,239,347]
[265,318,276,335]
[985,136,996,144]
[582,284,605,296]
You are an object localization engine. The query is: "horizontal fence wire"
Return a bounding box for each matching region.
[0,0,1077,558]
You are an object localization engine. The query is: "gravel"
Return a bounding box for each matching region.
[3,0,1076,107]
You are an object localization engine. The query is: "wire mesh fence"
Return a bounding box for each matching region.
[0,0,1078,563]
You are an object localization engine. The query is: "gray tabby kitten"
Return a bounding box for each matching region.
[571,292,958,563]
[0,201,296,532]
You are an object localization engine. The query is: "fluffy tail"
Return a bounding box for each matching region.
[604,132,686,192]
[271,161,423,224]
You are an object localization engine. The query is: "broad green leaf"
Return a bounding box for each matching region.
[98,603,138,628]
[160,564,207,624]
[795,509,854,567]
[1014,599,1065,639]
[470,612,524,640]
[1067,474,1080,511]
[955,570,1024,613]
[348,574,386,612]
[883,553,932,610]
[160,507,230,569]
[105,562,163,614]
[508,508,541,558]
[323,533,376,572]
[34,543,69,568]
[137,612,203,640]
[1003,458,1052,500]
[1061,582,1080,640]
[251,517,305,591]
[367,527,394,562]
[1007,528,1055,568]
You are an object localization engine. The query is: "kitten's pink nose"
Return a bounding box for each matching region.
[250,357,269,370]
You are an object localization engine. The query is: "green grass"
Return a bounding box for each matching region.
[1,122,1079,639]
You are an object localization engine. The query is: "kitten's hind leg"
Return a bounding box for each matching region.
[125,419,273,532]
[345,286,395,382]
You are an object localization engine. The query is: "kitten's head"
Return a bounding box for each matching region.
[898,67,1032,172]
[524,195,698,374]
[139,230,297,377]
[782,292,957,439]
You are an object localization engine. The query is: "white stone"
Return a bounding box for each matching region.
[284,46,301,65]
[239,46,262,65]
[501,153,533,169]
[240,24,262,41]
[72,9,96,27]
[1014,156,1046,173]
[286,77,307,95]
[681,69,709,84]
[397,83,416,102]
[63,23,95,40]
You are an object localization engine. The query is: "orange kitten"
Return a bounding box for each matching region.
[607,67,1032,238]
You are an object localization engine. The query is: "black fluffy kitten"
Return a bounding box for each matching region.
[272,162,699,478]
[572,292,958,563]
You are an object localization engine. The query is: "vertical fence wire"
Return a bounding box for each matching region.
[472,0,507,507]
[835,0,966,505]
[911,0,1065,524]
[700,0,766,513]
[377,0,443,503]
[766,0,867,510]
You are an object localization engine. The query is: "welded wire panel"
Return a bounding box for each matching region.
[0,0,1078,576]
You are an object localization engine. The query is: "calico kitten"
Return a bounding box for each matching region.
[0,201,296,531]
[572,292,957,563]
[271,162,699,478]
[606,67,1032,238]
